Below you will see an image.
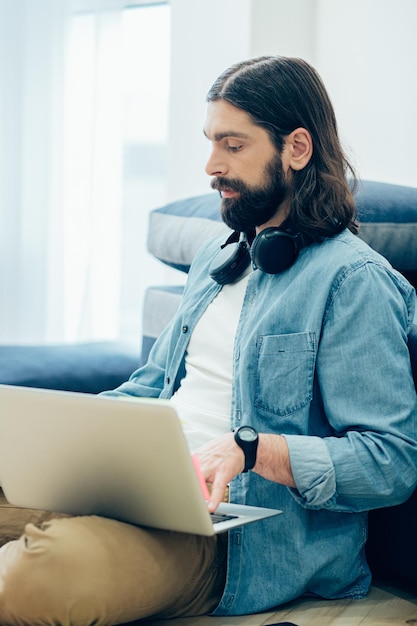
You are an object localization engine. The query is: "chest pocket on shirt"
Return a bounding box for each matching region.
[254,332,316,417]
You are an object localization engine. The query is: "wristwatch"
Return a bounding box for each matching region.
[234,426,259,472]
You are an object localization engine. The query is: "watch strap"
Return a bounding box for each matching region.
[234,426,259,472]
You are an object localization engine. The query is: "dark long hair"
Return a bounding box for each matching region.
[207,56,359,241]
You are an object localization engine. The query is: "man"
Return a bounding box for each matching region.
[0,56,416,626]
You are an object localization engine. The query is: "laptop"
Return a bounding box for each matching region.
[0,384,281,536]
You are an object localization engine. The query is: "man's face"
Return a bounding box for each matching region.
[204,100,291,233]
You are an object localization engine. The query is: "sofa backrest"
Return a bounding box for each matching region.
[148,179,417,288]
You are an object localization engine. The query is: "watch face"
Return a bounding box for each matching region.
[239,427,257,442]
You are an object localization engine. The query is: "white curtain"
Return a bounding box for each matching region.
[0,0,124,345]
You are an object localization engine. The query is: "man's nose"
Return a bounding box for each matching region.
[205,148,228,177]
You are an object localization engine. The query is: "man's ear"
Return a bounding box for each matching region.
[287,127,313,171]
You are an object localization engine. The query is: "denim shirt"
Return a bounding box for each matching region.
[109,229,417,615]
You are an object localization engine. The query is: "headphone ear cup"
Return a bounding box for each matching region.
[251,227,300,274]
[209,240,251,285]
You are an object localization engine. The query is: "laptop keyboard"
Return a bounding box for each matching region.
[210,512,238,524]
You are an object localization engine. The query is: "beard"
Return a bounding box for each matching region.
[210,153,290,232]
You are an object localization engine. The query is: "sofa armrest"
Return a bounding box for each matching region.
[140,286,184,366]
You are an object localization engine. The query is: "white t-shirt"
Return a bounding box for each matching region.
[170,270,251,451]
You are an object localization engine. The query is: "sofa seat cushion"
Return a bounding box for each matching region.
[0,342,140,394]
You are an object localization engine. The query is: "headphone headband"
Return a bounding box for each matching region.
[209,226,307,284]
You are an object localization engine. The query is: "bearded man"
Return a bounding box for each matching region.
[0,56,416,626]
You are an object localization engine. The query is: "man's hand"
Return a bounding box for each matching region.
[194,432,296,512]
[193,432,244,512]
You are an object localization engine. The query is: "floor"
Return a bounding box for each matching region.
[137,583,417,626]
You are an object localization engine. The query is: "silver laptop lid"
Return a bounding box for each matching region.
[0,385,281,535]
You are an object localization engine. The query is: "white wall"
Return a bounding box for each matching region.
[250,0,317,61]
[315,0,417,187]
[167,0,252,201]
[167,0,417,201]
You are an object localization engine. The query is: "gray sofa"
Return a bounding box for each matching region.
[1,180,415,389]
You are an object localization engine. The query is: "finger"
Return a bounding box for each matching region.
[207,476,229,512]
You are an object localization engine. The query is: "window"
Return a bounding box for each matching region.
[65,1,171,342]
[120,2,171,341]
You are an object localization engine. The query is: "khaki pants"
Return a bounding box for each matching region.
[0,489,227,626]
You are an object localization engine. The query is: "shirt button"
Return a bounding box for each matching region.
[182,325,188,333]
[166,377,170,385]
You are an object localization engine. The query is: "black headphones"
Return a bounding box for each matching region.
[209,227,306,285]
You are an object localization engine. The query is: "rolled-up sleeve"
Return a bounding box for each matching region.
[284,434,337,508]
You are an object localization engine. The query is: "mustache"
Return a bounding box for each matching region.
[210,177,246,193]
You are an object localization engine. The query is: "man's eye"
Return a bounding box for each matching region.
[228,145,242,153]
